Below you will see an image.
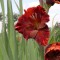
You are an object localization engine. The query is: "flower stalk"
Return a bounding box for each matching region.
[39,0,43,6]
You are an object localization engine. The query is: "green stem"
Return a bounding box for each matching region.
[19,0,23,15]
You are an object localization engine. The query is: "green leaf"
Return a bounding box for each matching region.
[18,35,27,60]
[26,39,37,60]
[0,49,3,60]
[1,0,13,59]
[7,0,18,60]
[54,27,60,42]
[0,35,3,60]
[48,29,55,44]
[0,0,10,60]
[19,0,23,15]
[0,33,9,60]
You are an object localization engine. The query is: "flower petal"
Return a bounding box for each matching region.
[35,25,50,46]
[45,42,60,60]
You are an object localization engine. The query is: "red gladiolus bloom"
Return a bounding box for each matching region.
[46,0,54,5]
[15,5,50,46]
[54,0,60,4]
[45,42,60,60]
[46,0,60,5]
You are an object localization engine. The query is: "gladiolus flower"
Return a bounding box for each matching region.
[46,0,60,5]
[45,42,60,60]
[54,0,60,4]
[15,5,50,46]
[46,0,54,5]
